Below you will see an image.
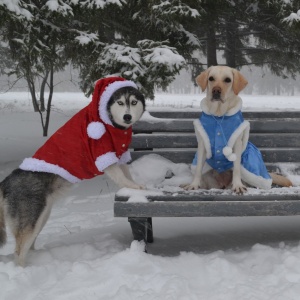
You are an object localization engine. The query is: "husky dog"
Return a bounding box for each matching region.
[0,77,145,266]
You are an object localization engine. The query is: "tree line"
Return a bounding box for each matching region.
[0,0,299,135]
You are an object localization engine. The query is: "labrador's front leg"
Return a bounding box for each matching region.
[231,134,247,194]
[183,136,206,190]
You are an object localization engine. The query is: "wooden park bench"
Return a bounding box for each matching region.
[114,111,300,245]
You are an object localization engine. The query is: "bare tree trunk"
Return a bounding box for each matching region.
[207,23,218,67]
[39,70,50,112]
[27,77,39,112]
[37,64,54,136]
[225,15,237,68]
[43,65,54,137]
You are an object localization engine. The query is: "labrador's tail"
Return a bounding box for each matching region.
[270,173,293,187]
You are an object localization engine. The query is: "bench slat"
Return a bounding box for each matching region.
[131,133,300,149]
[133,120,300,133]
[115,193,300,202]
[114,200,300,217]
[131,149,300,163]
[150,111,300,119]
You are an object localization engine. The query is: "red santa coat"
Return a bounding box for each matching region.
[19,77,138,183]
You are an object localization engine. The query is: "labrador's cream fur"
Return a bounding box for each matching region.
[184,66,292,194]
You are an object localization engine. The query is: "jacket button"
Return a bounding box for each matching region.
[124,131,127,135]
[217,132,221,136]
[122,144,125,147]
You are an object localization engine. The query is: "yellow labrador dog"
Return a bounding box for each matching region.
[184,66,292,194]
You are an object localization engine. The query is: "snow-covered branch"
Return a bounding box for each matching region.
[0,0,32,19]
[152,1,200,18]
[74,32,98,45]
[79,0,126,9]
[44,0,73,15]
[283,10,300,25]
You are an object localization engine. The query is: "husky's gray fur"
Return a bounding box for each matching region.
[0,169,70,266]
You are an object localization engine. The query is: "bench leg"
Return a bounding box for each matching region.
[128,217,153,243]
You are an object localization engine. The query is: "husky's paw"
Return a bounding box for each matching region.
[136,184,146,190]
[14,253,26,268]
[232,183,247,194]
[127,182,145,190]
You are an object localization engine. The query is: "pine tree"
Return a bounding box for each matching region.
[0,1,77,135]
[71,0,200,99]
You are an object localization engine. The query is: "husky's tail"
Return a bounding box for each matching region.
[0,186,7,247]
[270,173,293,187]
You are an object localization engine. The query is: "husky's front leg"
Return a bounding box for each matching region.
[232,133,247,194]
[120,164,134,181]
[104,163,144,189]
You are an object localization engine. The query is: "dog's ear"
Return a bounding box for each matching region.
[232,69,248,95]
[196,69,210,92]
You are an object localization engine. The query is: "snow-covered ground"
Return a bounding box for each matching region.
[1,92,300,299]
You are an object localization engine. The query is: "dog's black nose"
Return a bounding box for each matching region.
[212,87,221,100]
[123,114,132,122]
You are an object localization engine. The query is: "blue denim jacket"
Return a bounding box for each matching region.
[192,109,272,189]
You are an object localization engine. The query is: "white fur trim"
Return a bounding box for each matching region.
[223,147,236,161]
[99,80,137,125]
[87,122,106,139]
[19,157,81,183]
[241,166,272,189]
[227,120,250,153]
[201,97,243,116]
[193,119,212,159]
[223,146,232,156]
[95,152,119,172]
[118,150,132,164]
[227,153,237,161]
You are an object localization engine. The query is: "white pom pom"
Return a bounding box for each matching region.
[223,146,232,156]
[228,153,237,161]
[87,122,106,139]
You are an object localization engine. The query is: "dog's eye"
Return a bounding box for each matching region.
[208,76,214,81]
[131,100,137,105]
[224,77,231,83]
[117,101,124,106]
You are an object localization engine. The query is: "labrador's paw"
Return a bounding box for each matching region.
[232,183,247,194]
[181,183,201,191]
